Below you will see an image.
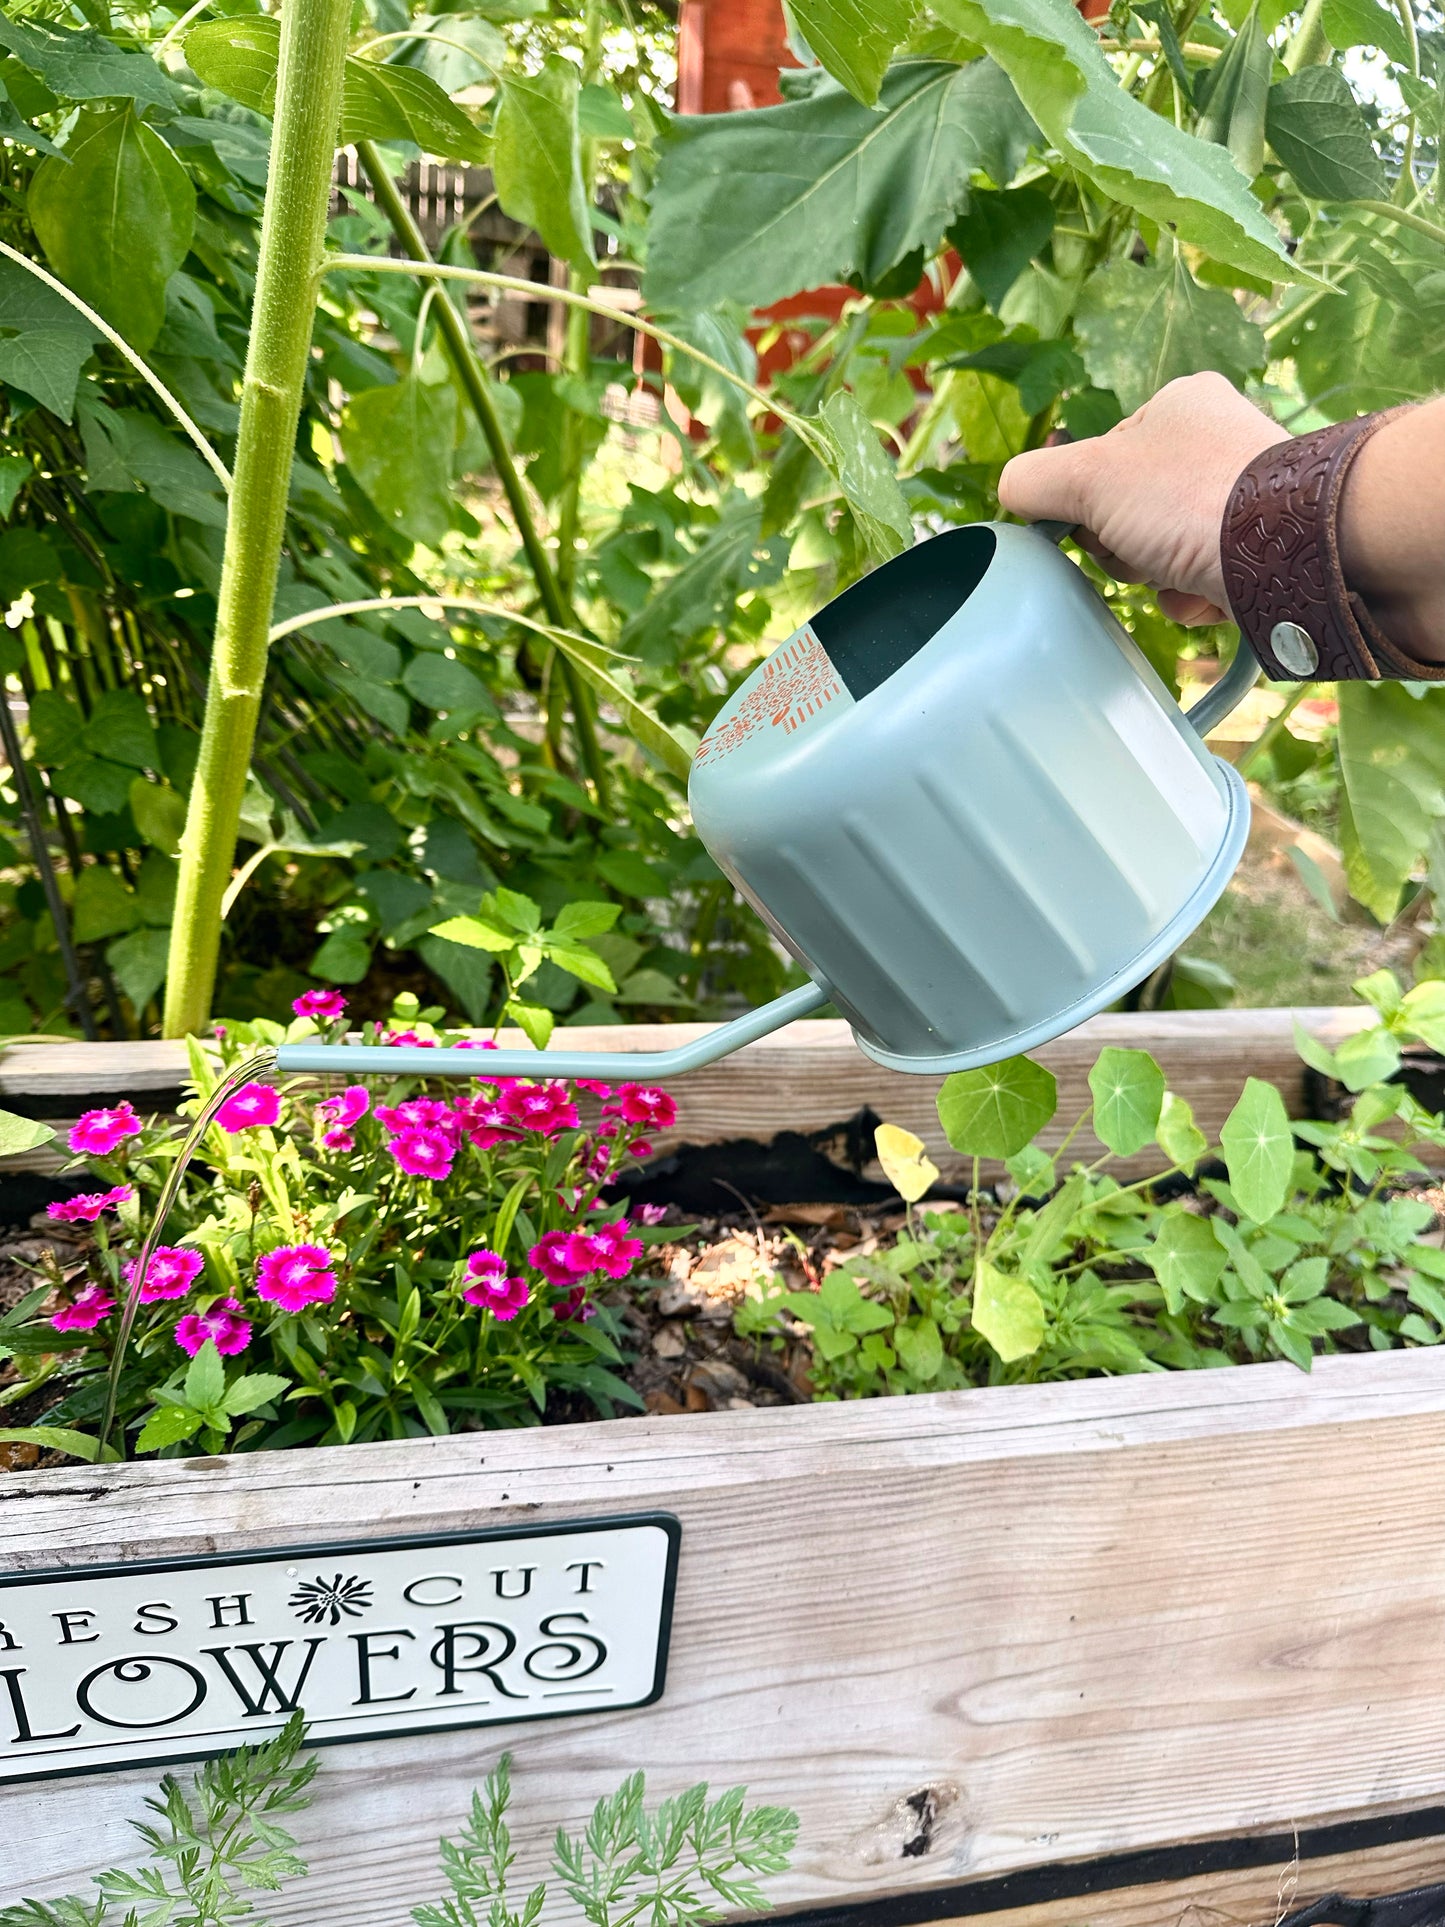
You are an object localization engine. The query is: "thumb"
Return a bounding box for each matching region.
[998,442,1091,528]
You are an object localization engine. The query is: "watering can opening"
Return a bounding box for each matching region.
[275,525,1259,1089]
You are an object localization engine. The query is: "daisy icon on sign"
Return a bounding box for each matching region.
[288,1572,374,1626]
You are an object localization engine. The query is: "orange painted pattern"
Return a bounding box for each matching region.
[693,626,842,765]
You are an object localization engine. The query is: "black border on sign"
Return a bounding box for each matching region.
[765,1804,1445,1927]
[0,1512,681,1786]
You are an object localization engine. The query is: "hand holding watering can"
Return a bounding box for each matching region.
[278,377,1445,1087]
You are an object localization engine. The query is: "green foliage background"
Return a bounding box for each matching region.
[0,0,1441,1038]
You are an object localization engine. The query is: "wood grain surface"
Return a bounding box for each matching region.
[5,1348,1445,1919]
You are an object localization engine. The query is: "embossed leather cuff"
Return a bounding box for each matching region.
[1220,410,1445,683]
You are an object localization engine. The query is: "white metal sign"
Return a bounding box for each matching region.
[0,1514,679,1784]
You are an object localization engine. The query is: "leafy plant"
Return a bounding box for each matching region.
[0,1718,798,1927]
[740,971,1445,1391]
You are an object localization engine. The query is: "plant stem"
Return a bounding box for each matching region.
[1241,682,1313,776]
[162,0,351,1039]
[1353,199,1445,247]
[0,691,96,1038]
[1283,0,1329,71]
[352,144,612,810]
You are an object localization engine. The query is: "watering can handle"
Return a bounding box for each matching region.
[1029,517,1261,736]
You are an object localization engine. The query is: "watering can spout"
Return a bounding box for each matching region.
[273,980,831,1081]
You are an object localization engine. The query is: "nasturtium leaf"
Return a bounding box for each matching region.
[947,183,1055,310]
[106,927,170,1012]
[785,0,918,105]
[971,1257,1045,1361]
[0,14,175,107]
[186,19,489,163]
[875,1122,941,1203]
[493,57,596,275]
[1337,683,1445,922]
[1219,1076,1295,1224]
[1323,0,1411,60]
[0,258,101,423]
[1088,1046,1166,1157]
[1147,1211,1227,1314]
[1156,1090,1208,1172]
[29,106,195,353]
[0,1110,56,1157]
[817,390,913,560]
[343,376,458,547]
[937,1053,1057,1159]
[402,651,488,713]
[1074,256,1265,415]
[929,0,1300,283]
[1266,67,1385,203]
[645,60,1036,314]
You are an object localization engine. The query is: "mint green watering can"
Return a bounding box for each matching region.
[276,523,1258,1085]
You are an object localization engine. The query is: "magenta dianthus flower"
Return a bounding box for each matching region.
[554,1284,592,1322]
[322,1127,355,1153]
[256,1242,337,1311]
[637,1203,668,1226]
[377,1097,455,1137]
[462,1262,530,1320]
[293,988,347,1023]
[48,1184,133,1225]
[529,1229,592,1288]
[317,1085,370,1129]
[215,1082,281,1133]
[125,1245,205,1303]
[51,1283,115,1333]
[388,1128,455,1181]
[454,1094,511,1149]
[384,1029,435,1048]
[500,1082,579,1137]
[576,1078,614,1098]
[68,1102,141,1157]
[612,1084,676,1130]
[174,1298,251,1357]
[590,1218,644,1280]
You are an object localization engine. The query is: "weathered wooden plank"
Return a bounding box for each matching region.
[5,1349,1445,1917]
[0,1006,1374,1179]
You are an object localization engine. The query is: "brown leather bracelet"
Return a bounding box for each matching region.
[1220,410,1444,683]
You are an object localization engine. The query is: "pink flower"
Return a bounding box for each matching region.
[68,1103,141,1157]
[47,1184,133,1225]
[318,1085,370,1128]
[384,1029,435,1048]
[322,1127,355,1152]
[388,1128,455,1181]
[638,1203,668,1225]
[377,1097,456,1139]
[465,1249,508,1285]
[125,1245,205,1303]
[613,1085,677,1130]
[293,988,347,1023]
[590,1218,644,1280]
[555,1284,592,1322]
[462,1263,530,1320]
[562,1231,605,1278]
[454,1094,512,1149]
[628,1140,654,1161]
[256,1242,337,1311]
[215,1082,280,1133]
[174,1298,251,1357]
[51,1283,115,1332]
[499,1082,579,1137]
[576,1079,614,1098]
[529,1230,592,1288]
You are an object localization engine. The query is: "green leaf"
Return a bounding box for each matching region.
[1219,1076,1295,1224]
[51,756,135,815]
[0,453,29,520]
[1289,1296,1361,1335]
[402,650,488,713]
[136,1403,205,1452]
[1156,1091,1208,1172]
[1074,256,1265,415]
[78,404,227,527]
[786,0,918,104]
[186,19,489,163]
[1266,67,1385,203]
[508,999,554,1050]
[645,60,1036,313]
[1353,966,1403,1019]
[1332,1023,1402,1090]
[971,1257,1045,1361]
[1323,0,1411,62]
[1279,1255,1329,1302]
[937,1053,1057,1158]
[553,900,621,940]
[493,56,596,275]
[1195,3,1272,181]
[129,777,187,856]
[1088,1046,1166,1157]
[930,0,1300,283]
[0,1424,98,1460]
[545,627,698,781]
[83,687,157,770]
[72,865,139,942]
[1019,1169,1086,1266]
[494,886,541,934]
[343,377,457,547]
[220,1371,290,1416]
[1147,1211,1226,1314]
[428,914,517,953]
[947,183,1055,309]
[311,927,372,983]
[1337,683,1445,921]
[0,256,101,422]
[815,391,913,560]
[0,14,175,107]
[622,497,789,665]
[106,927,170,1013]
[543,939,617,994]
[1401,979,1445,1054]
[0,1109,56,1157]
[29,105,196,353]
[184,1337,225,1415]
[894,1314,945,1380]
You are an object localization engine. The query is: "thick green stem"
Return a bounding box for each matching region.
[353,143,611,808]
[1353,199,1445,247]
[1283,0,1329,70]
[162,0,350,1039]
